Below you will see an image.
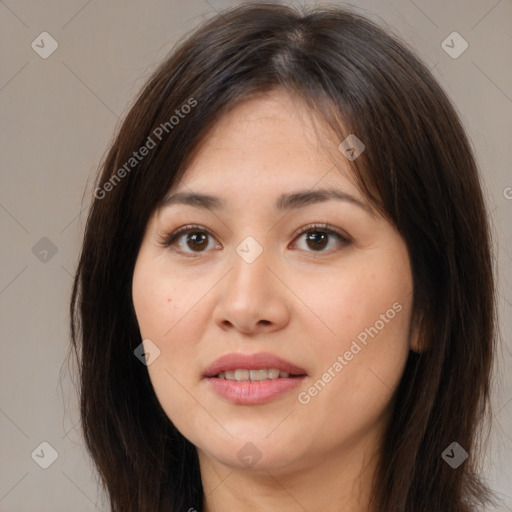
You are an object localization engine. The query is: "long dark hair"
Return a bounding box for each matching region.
[68,3,498,511]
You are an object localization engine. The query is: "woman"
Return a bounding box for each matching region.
[69,3,498,511]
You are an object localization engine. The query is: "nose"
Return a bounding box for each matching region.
[212,240,291,334]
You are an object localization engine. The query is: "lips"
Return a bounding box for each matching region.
[203,352,308,405]
[203,352,307,378]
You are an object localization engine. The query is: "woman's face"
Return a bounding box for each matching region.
[132,89,418,478]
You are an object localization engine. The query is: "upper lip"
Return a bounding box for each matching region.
[203,352,308,378]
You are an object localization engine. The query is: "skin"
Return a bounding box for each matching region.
[132,88,420,512]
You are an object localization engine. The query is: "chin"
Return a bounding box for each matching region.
[197,434,305,473]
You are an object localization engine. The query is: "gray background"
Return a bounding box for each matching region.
[1,0,511,510]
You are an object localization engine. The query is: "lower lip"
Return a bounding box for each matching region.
[206,376,306,404]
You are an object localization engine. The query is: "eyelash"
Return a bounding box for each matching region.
[158,223,351,258]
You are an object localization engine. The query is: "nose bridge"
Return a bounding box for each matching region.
[229,234,272,295]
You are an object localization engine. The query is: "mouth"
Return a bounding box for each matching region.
[203,352,307,404]
[203,351,308,379]
[214,368,304,381]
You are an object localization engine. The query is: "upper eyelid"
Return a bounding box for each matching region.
[167,223,346,238]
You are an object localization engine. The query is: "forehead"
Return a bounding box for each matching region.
[172,89,361,196]
[156,90,378,220]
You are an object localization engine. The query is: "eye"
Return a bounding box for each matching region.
[159,224,221,256]
[159,223,351,257]
[290,223,351,254]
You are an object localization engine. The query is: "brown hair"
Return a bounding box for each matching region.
[68,3,498,511]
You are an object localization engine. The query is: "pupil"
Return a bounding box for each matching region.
[307,231,327,250]
[187,232,207,251]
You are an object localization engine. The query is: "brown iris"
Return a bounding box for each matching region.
[305,231,328,251]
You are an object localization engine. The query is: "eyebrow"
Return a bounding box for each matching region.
[158,188,374,215]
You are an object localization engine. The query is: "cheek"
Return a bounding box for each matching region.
[132,255,187,341]
[132,255,210,370]
[302,247,413,406]
[132,269,168,338]
[310,259,412,349]
[299,296,411,450]
[132,260,203,427]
